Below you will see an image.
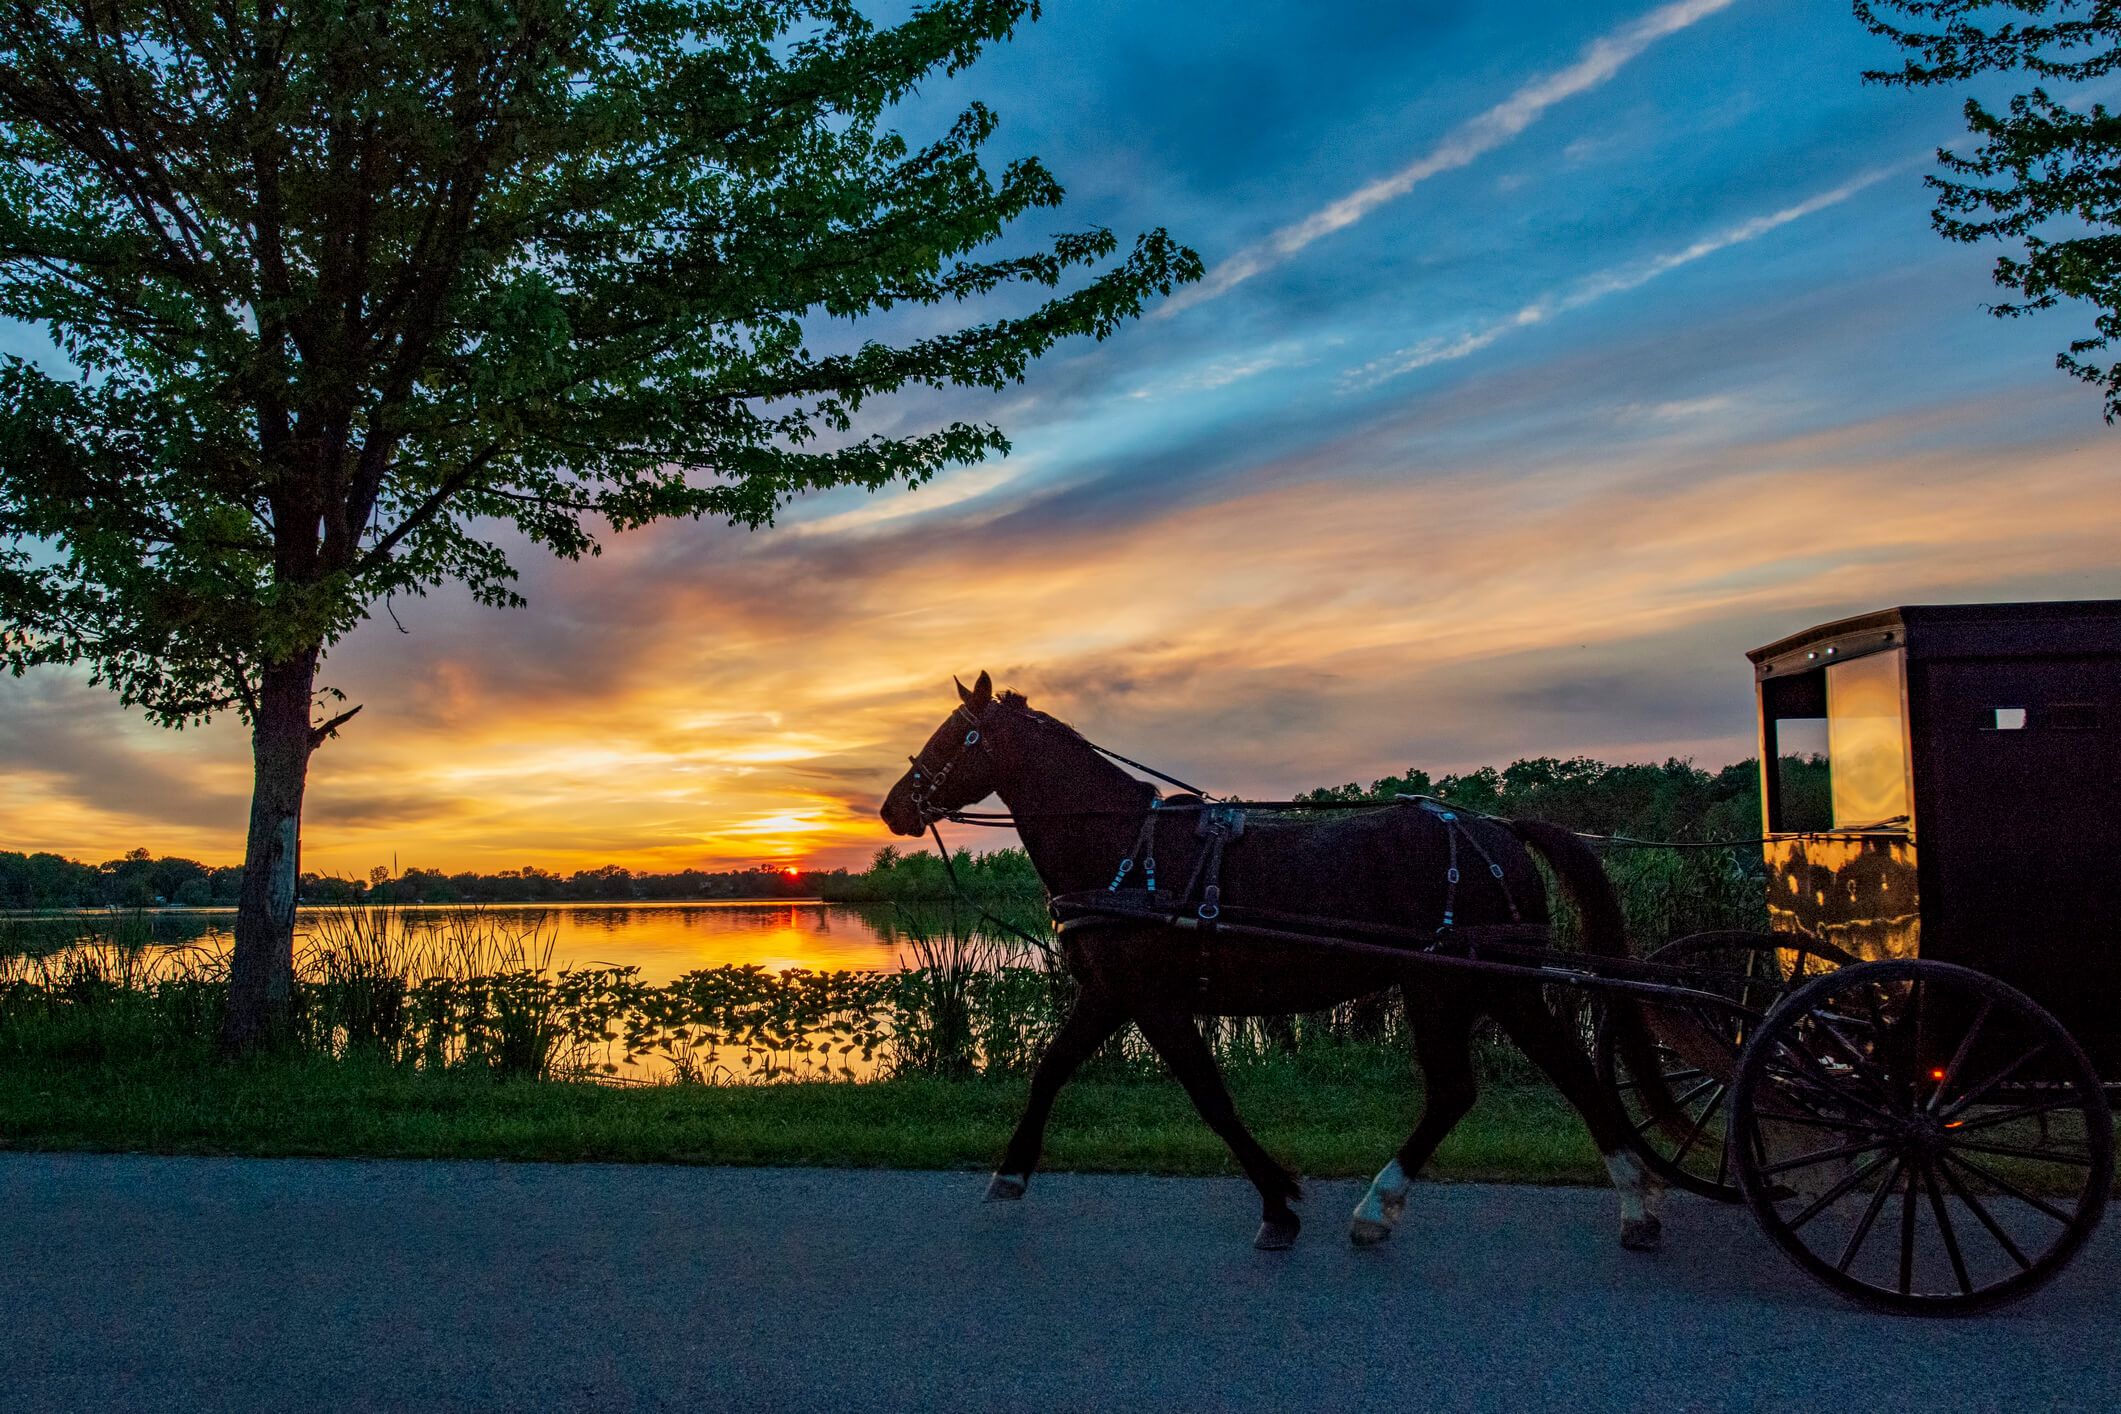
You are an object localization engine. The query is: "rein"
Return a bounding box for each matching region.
[924,816,1059,960]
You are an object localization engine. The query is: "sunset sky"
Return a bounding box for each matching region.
[5,0,2120,876]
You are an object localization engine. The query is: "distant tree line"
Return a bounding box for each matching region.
[4,755,1826,913]
[1295,755,1783,840]
[0,848,242,910]
[820,845,1042,903]
[0,851,847,911]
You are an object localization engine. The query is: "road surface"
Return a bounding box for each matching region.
[2,1153,2116,1411]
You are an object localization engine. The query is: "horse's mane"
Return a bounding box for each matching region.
[998,689,1077,737]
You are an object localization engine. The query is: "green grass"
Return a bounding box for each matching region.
[0,1044,1605,1183]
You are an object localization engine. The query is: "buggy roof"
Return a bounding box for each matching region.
[1749,600,2121,681]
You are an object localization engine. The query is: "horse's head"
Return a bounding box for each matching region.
[880,671,1004,836]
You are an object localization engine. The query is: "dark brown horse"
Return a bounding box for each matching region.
[881,673,1669,1252]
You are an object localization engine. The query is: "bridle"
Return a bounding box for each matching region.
[904,697,1218,830]
[903,701,994,827]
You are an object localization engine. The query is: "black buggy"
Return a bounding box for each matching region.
[960,598,2121,1314]
[1595,600,2121,1314]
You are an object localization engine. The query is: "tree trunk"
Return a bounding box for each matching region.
[220,647,321,1056]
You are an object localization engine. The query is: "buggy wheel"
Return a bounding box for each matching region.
[1596,930,1853,1202]
[1730,959,2112,1315]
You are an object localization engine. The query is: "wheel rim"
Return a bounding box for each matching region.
[1598,931,1851,1202]
[1731,959,2113,1314]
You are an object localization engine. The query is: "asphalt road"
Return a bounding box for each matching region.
[2,1152,2116,1412]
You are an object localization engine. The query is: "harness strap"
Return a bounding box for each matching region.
[1416,800,1524,932]
[1452,817,1524,924]
[1084,741,1212,798]
[1191,804,1244,921]
[1107,802,1162,892]
[1439,811,1460,931]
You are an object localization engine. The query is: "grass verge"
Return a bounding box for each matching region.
[0,1046,1605,1183]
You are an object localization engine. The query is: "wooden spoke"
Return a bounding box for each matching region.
[1940,1152,2075,1227]
[1921,1161,1975,1297]
[1671,1083,1727,1166]
[1939,1044,2050,1120]
[1898,1160,1919,1296]
[1944,1093,2089,1135]
[1937,1154,2032,1271]
[1758,1134,1894,1178]
[1833,1156,1904,1271]
[1613,1066,1708,1094]
[1928,998,1994,1113]
[1768,1040,1901,1126]
[1632,1076,1719,1137]
[1948,1137,2095,1168]
[1786,1148,1898,1233]
[1814,1013,1900,1102]
[1740,1105,1893,1136]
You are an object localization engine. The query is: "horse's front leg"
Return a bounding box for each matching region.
[1132,1006,1304,1250]
[1351,986,1478,1247]
[987,990,1127,1200]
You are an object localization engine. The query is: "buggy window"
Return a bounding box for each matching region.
[1827,649,1910,829]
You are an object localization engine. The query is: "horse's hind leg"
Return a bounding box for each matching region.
[988,991,1128,1201]
[1351,986,1479,1247]
[1491,992,1665,1252]
[1132,1006,1304,1251]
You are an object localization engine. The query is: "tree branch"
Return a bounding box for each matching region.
[309,701,362,748]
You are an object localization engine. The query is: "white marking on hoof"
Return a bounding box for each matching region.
[985,1172,1027,1202]
[1604,1150,1665,1246]
[1350,1158,1411,1245]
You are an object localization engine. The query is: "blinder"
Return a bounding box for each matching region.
[904,703,994,824]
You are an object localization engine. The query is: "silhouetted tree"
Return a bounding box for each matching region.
[0,0,1198,1050]
[1858,1,2121,415]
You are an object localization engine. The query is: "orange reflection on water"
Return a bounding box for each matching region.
[469,901,909,983]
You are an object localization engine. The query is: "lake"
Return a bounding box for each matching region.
[6,901,946,983]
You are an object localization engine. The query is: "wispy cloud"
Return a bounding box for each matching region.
[1342,169,1893,390]
[1124,342,1314,401]
[1159,0,1743,317]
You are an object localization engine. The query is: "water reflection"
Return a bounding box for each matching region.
[2,900,932,982]
[510,901,906,980]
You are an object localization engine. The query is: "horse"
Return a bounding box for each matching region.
[880,672,1672,1253]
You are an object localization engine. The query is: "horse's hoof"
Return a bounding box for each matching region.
[1349,1217,1392,1248]
[985,1173,1027,1202]
[1254,1215,1301,1251]
[1619,1215,1663,1252]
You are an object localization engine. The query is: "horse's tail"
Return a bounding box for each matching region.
[1504,818,1667,1124]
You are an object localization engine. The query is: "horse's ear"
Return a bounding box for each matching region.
[957,671,992,709]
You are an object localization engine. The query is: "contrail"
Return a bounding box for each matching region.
[1158,0,1743,318]
[1341,168,1896,390]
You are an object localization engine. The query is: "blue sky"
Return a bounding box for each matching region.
[5,0,2119,871]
